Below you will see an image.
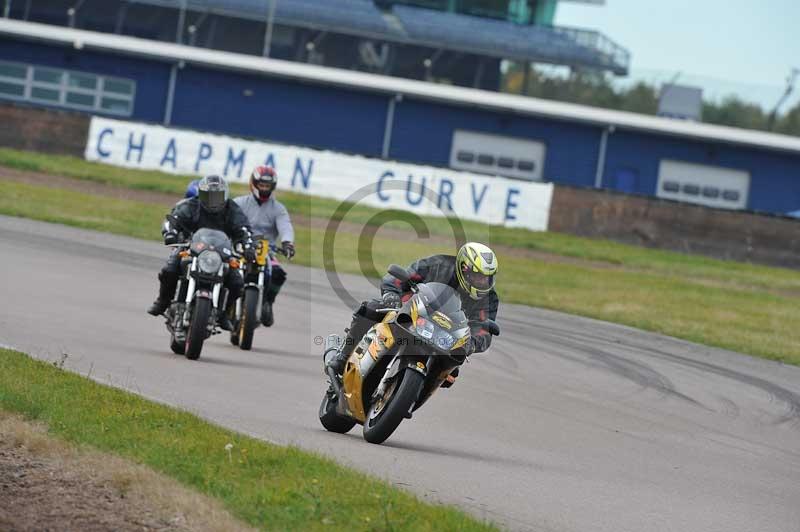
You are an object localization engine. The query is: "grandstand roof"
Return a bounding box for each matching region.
[3,19,799,155]
[125,0,629,74]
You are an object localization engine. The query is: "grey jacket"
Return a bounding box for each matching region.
[233,194,295,244]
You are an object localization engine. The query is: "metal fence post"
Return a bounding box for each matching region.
[263,0,277,57]
[176,0,186,44]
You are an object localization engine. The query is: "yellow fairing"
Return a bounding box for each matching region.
[342,361,366,422]
[382,310,398,323]
[373,322,395,352]
[342,320,397,423]
[452,335,469,350]
[255,238,269,266]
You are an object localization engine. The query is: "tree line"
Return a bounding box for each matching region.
[503,68,800,137]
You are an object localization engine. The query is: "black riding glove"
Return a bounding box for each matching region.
[282,241,295,260]
[164,232,179,246]
[243,245,257,262]
[462,337,476,356]
[382,291,402,308]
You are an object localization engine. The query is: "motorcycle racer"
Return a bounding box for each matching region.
[147,175,254,331]
[233,165,295,327]
[327,242,499,384]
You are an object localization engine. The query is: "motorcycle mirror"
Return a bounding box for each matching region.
[387,264,411,284]
[472,320,500,336]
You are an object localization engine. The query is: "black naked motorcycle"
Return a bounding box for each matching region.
[164,227,237,360]
[229,235,285,351]
[319,264,500,444]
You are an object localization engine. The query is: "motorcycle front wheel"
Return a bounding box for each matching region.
[363,368,424,444]
[185,298,211,360]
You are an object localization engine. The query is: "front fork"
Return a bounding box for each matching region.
[371,349,432,401]
[181,258,225,328]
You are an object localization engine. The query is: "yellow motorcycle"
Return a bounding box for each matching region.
[229,235,284,350]
[319,265,499,444]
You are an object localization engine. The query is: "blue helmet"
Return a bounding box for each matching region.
[185,179,200,199]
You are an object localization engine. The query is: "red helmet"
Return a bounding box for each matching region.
[250,165,277,202]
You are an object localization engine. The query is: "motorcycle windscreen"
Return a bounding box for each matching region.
[414,283,467,328]
[191,228,234,258]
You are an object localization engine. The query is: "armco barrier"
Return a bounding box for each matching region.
[549,185,800,268]
[0,103,89,157]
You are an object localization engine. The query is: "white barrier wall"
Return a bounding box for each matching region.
[85,117,553,231]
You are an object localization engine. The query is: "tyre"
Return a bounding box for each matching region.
[237,288,259,351]
[318,391,356,434]
[185,298,211,360]
[363,368,424,444]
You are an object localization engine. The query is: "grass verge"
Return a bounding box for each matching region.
[0,348,496,531]
[1,178,799,365]
[4,146,800,295]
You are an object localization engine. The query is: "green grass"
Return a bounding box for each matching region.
[0,349,495,531]
[2,178,799,365]
[4,146,800,294]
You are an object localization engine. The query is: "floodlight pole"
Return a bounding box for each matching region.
[176,0,187,44]
[3,0,11,19]
[263,0,278,57]
[67,0,86,28]
[768,68,799,131]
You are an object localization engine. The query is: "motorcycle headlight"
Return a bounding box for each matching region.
[198,250,222,274]
[415,318,455,350]
[415,317,435,339]
[433,329,456,350]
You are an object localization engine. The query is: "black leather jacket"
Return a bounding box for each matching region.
[381,254,499,354]
[162,197,253,246]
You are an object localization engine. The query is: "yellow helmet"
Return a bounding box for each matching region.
[455,242,498,300]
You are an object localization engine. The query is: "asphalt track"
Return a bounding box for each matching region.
[1,214,799,532]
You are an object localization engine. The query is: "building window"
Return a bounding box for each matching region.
[477,154,495,166]
[456,150,475,163]
[662,181,680,193]
[497,156,514,169]
[722,190,740,202]
[0,60,135,116]
[682,184,700,196]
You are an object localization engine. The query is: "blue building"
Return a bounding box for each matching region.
[2,0,629,93]
[1,17,799,215]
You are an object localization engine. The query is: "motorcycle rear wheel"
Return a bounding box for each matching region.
[318,391,356,434]
[363,368,424,444]
[237,287,259,351]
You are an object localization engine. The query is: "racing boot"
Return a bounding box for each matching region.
[262,279,283,327]
[217,293,235,331]
[440,367,460,388]
[147,273,177,316]
[326,314,371,376]
[260,301,274,327]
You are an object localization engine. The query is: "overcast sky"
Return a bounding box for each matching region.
[555,0,800,110]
